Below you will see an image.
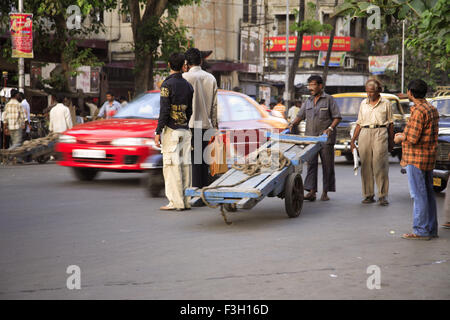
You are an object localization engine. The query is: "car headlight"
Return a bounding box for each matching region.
[58,134,76,144]
[438,127,450,136]
[111,137,160,150]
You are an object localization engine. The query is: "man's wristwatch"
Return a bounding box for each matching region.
[328,126,334,131]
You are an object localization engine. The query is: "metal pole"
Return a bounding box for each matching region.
[285,0,289,108]
[18,0,24,93]
[401,20,405,94]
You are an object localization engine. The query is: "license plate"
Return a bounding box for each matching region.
[433,177,441,187]
[72,149,106,159]
[335,150,342,157]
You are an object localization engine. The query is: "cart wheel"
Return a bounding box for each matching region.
[36,155,50,164]
[224,203,237,212]
[284,173,304,218]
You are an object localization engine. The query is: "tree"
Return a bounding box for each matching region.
[322,0,339,86]
[0,0,117,92]
[121,0,200,94]
[288,1,331,103]
[335,0,450,72]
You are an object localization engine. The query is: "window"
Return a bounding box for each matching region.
[243,0,249,23]
[251,0,257,24]
[219,95,262,121]
[114,93,160,119]
[276,14,295,36]
[334,97,364,116]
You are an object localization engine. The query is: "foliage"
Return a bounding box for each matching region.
[335,0,450,71]
[291,2,332,35]
[0,0,117,92]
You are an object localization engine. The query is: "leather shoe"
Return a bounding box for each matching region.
[362,196,375,204]
[378,197,389,206]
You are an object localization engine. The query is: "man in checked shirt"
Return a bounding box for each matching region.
[2,89,27,150]
[394,80,439,240]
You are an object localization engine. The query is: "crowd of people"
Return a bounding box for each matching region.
[0,90,129,153]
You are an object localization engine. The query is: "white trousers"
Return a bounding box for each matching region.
[162,127,192,209]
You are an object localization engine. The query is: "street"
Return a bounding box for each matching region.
[0,159,449,300]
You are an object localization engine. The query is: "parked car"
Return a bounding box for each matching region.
[331,93,406,161]
[431,95,450,192]
[56,90,288,196]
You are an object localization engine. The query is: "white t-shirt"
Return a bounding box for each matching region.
[49,103,73,133]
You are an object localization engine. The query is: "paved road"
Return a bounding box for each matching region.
[0,160,449,299]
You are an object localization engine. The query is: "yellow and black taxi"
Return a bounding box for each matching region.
[431,95,450,192]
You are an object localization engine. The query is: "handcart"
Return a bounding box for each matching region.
[0,133,58,164]
[185,131,326,223]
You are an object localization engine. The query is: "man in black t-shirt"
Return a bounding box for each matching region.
[155,53,194,211]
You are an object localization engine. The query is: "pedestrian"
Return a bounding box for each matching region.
[19,92,31,140]
[64,97,77,127]
[98,92,121,119]
[119,96,128,107]
[394,79,439,240]
[260,99,269,113]
[154,53,193,211]
[49,94,73,134]
[288,100,302,122]
[273,97,287,119]
[2,89,27,150]
[182,47,218,192]
[350,79,394,206]
[288,75,342,201]
[288,100,302,134]
[85,98,99,119]
[443,153,450,229]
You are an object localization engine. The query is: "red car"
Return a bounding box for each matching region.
[56,90,287,194]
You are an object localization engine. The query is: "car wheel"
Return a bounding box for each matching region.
[344,153,353,163]
[144,169,164,197]
[72,168,99,181]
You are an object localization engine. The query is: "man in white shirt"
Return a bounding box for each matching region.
[49,95,73,133]
[182,48,218,190]
[19,92,31,138]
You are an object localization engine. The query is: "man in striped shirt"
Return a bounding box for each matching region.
[394,80,439,240]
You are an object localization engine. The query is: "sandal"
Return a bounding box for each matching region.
[304,193,316,201]
[401,233,431,240]
[160,205,176,211]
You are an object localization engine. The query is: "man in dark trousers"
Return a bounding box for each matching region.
[289,75,342,201]
[155,53,194,211]
[183,48,218,194]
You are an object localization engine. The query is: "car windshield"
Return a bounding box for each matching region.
[334,97,364,116]
[218,94,262,121]
[113,93,160,119]
[432,99,450,116]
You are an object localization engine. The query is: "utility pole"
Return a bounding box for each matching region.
[401,20,405,94]
[18,0,24,93]
[284,0,290,113]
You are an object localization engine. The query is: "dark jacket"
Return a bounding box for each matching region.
[155,73,194,135]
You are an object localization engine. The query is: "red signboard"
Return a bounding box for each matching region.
[10,13,34,58]
[265,36,351,52]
